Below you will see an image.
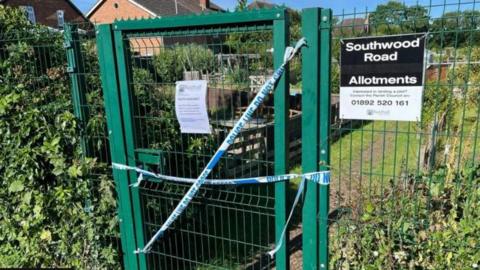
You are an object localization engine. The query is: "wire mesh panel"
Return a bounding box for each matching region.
[101,10,296,269]
[68,24,112,165]
[0,7,121,266]
[64,23,123,267]
[128,27,277,270]
[328,1,479,268]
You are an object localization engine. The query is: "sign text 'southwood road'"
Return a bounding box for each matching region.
[340,34,426,121]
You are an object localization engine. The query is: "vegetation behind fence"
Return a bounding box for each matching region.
[0,6,120,268]
[328,1,479,269]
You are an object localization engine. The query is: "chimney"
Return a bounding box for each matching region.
[199,0,209,10]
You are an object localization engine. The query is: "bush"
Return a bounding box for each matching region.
[0,6,118,268]
[330,165,480,269]
[152,44,215,83]
[178,44,215,74]
[152,46,184,83]
[421,84,454,127]
[226,66,249,85]
[452,47,480,106]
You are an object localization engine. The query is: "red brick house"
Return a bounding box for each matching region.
[0,0,89,29]
[86,0,223,56]
[86,0,223,24]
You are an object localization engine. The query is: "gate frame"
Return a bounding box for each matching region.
[301,7,332,270]
[96,9,292,270]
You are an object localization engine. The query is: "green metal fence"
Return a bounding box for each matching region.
[64,2,478,269]
[63,23,124,267]
[2,1,478,269]
[0,9,122,268]
[328,1,479,268]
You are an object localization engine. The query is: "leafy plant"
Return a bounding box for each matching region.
[451,47,480,106]
[330,165,480,269]
[0,6,119,268]
[152,44,215,83]
[226,66,249,86]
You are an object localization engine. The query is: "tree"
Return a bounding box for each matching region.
[369,1,429,34]
[402,4,430,32]
[430,10,480,48]
[235,0,248,11]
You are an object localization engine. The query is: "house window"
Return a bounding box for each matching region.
[20,6,36,24]
[57,10,65,29]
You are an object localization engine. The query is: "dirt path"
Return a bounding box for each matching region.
[330,130,395,211]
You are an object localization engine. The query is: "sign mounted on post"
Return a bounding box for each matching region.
[175,80,211,134]
[340,34,426,121]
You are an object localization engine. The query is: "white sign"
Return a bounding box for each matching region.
[340,34,426,121]
[175,80,211,134]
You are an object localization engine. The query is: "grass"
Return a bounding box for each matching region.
[449,105,480,166]
[289,103,479,199]
[331,121,422,188]
[289,121,422,188]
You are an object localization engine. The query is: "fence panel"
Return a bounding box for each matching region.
[328,1,479,268]
[97,9,298,270]
[64,23,124,267]
[0,8,122,267]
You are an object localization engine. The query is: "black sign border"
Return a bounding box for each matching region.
[340,32,428,88]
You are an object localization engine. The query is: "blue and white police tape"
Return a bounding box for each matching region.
[267,177,306,258]
[113,163,328,258]
[129,37,307,254]
[112,162,330,186]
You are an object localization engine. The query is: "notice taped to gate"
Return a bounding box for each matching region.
[340,34,426,121]
[175,80,211,134]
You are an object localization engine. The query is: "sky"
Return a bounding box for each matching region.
[73,0,396,14]
[73,0,474,16]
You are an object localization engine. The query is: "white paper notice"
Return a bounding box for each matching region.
[175,80,211,134]
[340,86,423,121]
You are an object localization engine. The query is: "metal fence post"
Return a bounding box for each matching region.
[318,8,332,270]
[274,9,290,270]
[64,24,91,157]
[112,26,148,270]
[96,24,140,270]
[302,8,321,270]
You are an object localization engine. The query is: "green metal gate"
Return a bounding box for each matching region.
[95,8,333,270]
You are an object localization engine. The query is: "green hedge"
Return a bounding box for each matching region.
[0,6,119,268]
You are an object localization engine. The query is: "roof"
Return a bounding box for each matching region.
[336,17,369,33]
[136,0,221,15]
[0,0,89,22]
[339,18,367,27]
[247,0,276,10]
[68,0,90,22]
[87,0,223,18]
